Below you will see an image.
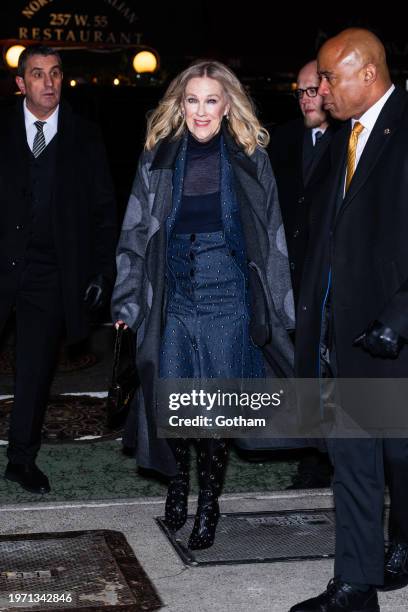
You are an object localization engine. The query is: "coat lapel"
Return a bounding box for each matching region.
[149,133,184,228]
[330,124,350,218]
[338,88,408,218]
[5,101,30,186]
[227,154,270,261]
[305,128,331,186]
[222,125,268,242]
[53,101,76,225]
[302,128,315,185]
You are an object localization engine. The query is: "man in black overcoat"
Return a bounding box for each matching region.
[291,28,408,612]
[0,45,116,494]
[270,60,336,482]
[270,59,333,305]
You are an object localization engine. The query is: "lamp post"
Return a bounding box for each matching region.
[132,50,158,74]
[5,45,26,68]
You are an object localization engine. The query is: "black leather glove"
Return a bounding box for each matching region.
[353,320,404,358]
[84,274,110,312]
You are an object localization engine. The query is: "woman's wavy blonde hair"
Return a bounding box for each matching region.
[145,60,269,155]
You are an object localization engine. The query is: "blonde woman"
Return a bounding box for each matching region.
[112,60,295,549]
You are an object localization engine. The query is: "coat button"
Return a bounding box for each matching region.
[293,229,300,238]
[302,305,307,311]
[16,225,23,230]
[290,262,295,270]
[298,196,305,204]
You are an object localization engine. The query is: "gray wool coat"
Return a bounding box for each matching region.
[111,125,295,476]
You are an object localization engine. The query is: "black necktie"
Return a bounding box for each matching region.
[314,130,323,146]
[33,121,46,158]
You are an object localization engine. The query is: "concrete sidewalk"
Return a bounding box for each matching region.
[1,489,406,612]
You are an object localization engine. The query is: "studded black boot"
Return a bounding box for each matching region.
[164,440,190,532]
[188,438,228,550]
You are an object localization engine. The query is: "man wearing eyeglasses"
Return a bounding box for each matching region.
[270,60,334,305]
[270,60,335,488]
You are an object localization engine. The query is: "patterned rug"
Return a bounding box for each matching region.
[0,395,121,443]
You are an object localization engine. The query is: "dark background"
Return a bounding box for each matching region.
[1,2,408,213]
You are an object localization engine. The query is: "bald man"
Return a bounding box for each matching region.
[292,29,408,612]
[270,60,333,305]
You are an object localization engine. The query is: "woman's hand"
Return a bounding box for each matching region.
[114,320,128,330]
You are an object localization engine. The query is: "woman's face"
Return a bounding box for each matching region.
[182,76,230,142]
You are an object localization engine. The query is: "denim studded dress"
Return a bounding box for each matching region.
[159,131,264,379]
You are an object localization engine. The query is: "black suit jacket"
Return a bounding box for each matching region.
[0,99,117,343]
[269,118,333,303]
[296,86,408,379]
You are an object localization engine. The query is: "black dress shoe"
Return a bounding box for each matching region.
[379,542,408,591]
[289,579,379,611]
[4,462,50,494]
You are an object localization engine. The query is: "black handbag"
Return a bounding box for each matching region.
[107,325,139,430]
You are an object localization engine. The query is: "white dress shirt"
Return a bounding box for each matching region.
[312,126,327,146]
[23,98,59,152]
[351,84,395,169]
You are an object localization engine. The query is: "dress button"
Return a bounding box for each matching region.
[190,234,196,242]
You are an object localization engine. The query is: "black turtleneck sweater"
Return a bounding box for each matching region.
[174,131,222,233]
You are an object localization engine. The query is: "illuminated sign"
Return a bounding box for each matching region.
[1,0,143,46]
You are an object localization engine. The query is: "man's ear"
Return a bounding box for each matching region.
[15,76,26,95]
[363,63,377,85]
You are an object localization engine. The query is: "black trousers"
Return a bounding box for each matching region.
[322,334,408,584]
[327,437,408,585]
[6,261,64,464]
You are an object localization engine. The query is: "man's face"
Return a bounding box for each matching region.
[16,54,62,119]
[317,48,367,121]
[297,65,327,128]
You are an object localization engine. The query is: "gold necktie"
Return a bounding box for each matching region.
[345,121,364,192]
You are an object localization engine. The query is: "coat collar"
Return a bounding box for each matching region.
[334,86,408,218]
[304,125,332,187]
[149,120,258,177]
[150,132,184,170]
[221,121,259,178]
